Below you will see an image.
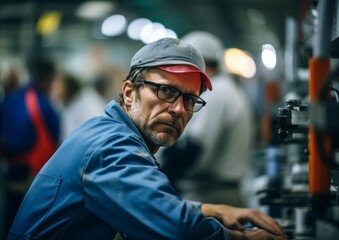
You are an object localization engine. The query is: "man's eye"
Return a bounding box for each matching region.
[183,95,196,104]
[159,86,173,95]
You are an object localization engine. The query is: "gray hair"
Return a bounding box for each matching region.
[117,68,148,106]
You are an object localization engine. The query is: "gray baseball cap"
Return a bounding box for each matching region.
[130,37,212,91]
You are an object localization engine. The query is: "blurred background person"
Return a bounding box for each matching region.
[0,55,61,239]
[0,61,23,240]
[0,67,21,97]
[51,73,109,142]
[157,31,255,207]
[92,73,113,103]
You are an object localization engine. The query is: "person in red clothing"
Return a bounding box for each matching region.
[0,55,61,239]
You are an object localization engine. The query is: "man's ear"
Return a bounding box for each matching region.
[122,80,135,107]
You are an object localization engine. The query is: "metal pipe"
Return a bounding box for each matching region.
[314,0,335,58]
[309,0,335,194]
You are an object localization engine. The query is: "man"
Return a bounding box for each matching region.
[8,38,286,240]
[158,31,254,207]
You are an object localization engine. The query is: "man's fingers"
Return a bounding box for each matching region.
[229,222,245,231]
[246,210,284,235]
[244,229,288,240]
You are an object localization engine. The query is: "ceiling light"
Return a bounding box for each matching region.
[224,48,256,78]
[164,29,177,39]
[77,1,115,20]
[140,22,155,43]
[140,22,165,44]
[101,14,127,37]
[261,44,277,71]
[127,18,152,40]
[36,11,62,36]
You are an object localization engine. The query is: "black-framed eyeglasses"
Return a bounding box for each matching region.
[142,80,206,112]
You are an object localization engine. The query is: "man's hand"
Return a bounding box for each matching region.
[201,204,288,239]
[228,229,288,240]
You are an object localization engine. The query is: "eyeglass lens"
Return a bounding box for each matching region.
[157,85,203,112]
[143,80,205,112]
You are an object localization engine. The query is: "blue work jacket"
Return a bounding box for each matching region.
[8,100,229,240]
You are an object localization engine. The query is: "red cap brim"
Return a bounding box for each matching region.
[158,65,212,91]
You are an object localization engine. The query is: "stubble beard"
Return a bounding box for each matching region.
[128,106,177,149]
[131,115,177,148]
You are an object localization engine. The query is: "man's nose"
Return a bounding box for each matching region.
[168,96,186,115]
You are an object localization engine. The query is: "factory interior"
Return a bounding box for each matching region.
[0,0,338,239]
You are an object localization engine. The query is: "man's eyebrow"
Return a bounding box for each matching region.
[151,79,200,96]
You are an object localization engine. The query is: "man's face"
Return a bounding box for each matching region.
[123,68,201,154]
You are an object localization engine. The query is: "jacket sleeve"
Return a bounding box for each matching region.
[82,132,230,240]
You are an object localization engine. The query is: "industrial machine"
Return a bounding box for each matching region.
[258,1,339,239]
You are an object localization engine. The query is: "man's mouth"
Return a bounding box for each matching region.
[160,122,177,130]
[157,121,181,134]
